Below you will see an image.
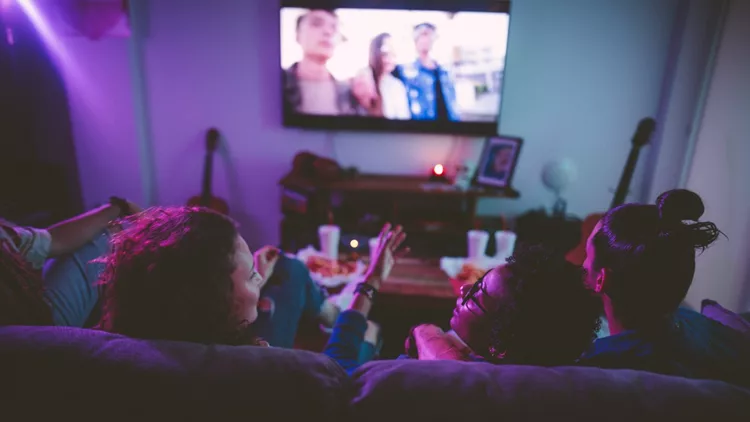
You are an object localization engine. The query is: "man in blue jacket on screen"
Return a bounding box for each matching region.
[394,22,460,121]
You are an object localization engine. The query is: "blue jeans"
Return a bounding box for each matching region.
[251,255,379,363]
[42,231,109,327]
[251,255,326,348]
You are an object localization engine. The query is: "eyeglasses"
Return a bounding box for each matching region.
[461,271,491,315]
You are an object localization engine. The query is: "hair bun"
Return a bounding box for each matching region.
[656,189,705,222]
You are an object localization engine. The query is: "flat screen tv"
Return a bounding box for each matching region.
[280,0,512,135]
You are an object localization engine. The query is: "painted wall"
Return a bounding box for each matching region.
[684,0,750,312]
[53,0,682,247]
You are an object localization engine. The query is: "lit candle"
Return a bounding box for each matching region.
[433,164,444,176]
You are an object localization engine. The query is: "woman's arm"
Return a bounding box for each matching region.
[47,199,139,257]
[323,224,407,374]
[412,325,472,361]
[322,274,380,374]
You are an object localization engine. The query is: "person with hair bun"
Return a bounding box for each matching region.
[579,189,750,386]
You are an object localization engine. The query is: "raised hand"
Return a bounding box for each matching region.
[366,223,409,286]
[254,246,280,286]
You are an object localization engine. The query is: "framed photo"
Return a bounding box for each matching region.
[474,135,523,189]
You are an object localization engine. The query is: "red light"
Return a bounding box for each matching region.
[433,164,444,176]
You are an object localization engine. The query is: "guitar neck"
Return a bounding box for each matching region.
[610,147,641,209]
[200,151,214,205]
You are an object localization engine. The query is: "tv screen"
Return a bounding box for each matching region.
[280,0,511,135]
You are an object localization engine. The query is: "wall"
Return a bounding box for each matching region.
[52,0,683,247]
[684,0,750,312]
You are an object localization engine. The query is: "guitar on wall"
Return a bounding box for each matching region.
[566,117,657,266]
[187,127,229,215]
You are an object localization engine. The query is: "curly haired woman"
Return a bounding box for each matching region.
[97,207,406,373]
[407,245,602,366]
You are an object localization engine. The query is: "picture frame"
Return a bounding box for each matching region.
[473,135,523,189]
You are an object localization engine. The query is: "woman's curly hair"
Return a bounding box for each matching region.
[487,245,601,366]
[0,239,53,326]
[98,206,259,345]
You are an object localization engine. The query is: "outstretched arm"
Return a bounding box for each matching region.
[323,223,407,374]
[47,199,139,257]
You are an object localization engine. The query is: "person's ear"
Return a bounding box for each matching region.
[594,268,610,294]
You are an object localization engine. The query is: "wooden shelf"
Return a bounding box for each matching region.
[279,172,519,258]
[280,173,520,198]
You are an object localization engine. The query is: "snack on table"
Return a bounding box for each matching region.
[306,255,358,278]
[455,262,486,284]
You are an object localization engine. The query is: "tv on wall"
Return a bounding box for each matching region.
[280,0,512,135]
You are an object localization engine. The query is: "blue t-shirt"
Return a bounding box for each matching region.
[578,309,750,387]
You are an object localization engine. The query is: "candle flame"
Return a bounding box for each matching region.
[433,164,444,176]
[350,239,359,248]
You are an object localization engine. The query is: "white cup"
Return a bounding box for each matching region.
[494,230,517,259]
[368,237,381,263]
[318,225,341,260]
[467,230,489,260]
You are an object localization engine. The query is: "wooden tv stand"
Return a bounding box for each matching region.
[279,173,519,258]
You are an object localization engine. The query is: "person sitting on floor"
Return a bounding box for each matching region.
[406,245,602,366]
[96,206,407,371]
[578,189,750,387]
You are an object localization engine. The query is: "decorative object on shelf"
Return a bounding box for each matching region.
[541,158,578,217]
[452,160,477,190]
[289,151,344,182]
[473,135,522,189]
[428,164,449,183]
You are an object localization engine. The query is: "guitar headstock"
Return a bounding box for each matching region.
[632,118,656,148]
[206,127,220,152]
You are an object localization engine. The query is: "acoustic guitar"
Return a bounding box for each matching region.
[187,127,229,214]
[566,118,656,265]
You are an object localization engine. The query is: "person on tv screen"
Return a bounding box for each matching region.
[483,145,514,181]
[393,22,459,121]
[283,9,359,116]
[351,33,411,120]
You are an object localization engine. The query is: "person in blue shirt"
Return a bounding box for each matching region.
[393,23,459,121]
[578,189,750,387]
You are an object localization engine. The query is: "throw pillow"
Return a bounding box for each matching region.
[701,299,750,336]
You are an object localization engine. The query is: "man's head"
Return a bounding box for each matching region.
[413,22,437,56]
[451,245,601,365]
[296,9,340,62]
[99,207,264,345]
[583,189,720,330]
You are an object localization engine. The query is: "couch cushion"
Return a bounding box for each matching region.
[702,299,750,336]
[0,326,349,421]
[351,360,750,422]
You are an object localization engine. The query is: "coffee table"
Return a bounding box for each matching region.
[376,258,456,299]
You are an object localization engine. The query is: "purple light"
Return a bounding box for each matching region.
[5,27,13,45]
[16,0,108,121]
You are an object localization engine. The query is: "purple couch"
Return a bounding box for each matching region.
[1,326,748,421]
